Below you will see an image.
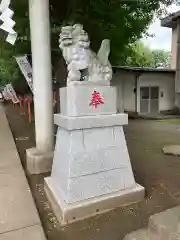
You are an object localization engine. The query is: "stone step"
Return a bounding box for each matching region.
[149,206,180,240]
[124,228,150,240]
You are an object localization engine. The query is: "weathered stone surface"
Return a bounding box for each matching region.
[26,148,53,174]
[149,206,180,240]
[162,145,180,156]
[69,146,129,178]
[60,85,117,117]
[51,125,135,204]
[54,113,128,130]
[124,206,180,240]
[67,168,135,203]
[59,24,112,84]
[0,225,46,240]
[45,178,144,226]
[124,228,150,240]
[45,82,144,224]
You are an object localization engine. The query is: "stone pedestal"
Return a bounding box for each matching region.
[45,82,144,225]
[26,148,53,174]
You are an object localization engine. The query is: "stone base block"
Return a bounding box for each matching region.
[26,148,53,174]
[162,145,180,156]
[51,124,136,203]
[45,177,144,225]
[60,84,117,117]
[54,113,128,130]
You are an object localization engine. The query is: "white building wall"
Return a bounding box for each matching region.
[138,73,175,112]
[172,27,178,69]
[111,73,124,113]
[112,71,136,112]
[112,70,175,114]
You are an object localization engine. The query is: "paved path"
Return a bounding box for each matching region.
[0,104,46,239]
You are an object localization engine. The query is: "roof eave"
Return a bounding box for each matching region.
[112,66,175,73]
[161,10,180,28]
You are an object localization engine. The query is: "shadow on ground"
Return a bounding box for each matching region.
[4,103,180,240]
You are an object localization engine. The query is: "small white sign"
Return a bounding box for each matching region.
[15,55,33,93]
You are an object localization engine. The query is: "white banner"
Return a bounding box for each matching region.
[15,55,33,93]
[2,86,10,100]
[5,84,19,103]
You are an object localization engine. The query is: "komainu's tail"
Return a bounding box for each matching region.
[97,39,111,65]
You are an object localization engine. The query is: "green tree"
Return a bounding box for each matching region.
[11,0,179,63]
[125,42,172,68]
[0,0,178,86]
[0,0,30,88]
[49,0,179,64]
[151,50,172,68]
[125,42,154,67]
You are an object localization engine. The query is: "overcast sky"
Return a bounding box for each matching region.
[142,4,180,51]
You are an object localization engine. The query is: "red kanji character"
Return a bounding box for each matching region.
[89,91,104,109]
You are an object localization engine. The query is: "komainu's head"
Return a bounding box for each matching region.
[59,24,90,50]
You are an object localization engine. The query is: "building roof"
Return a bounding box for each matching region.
[161,10,180,28]
[113,66,175,73]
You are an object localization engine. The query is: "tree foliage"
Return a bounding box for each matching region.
[0,36,23,88]
[151,50,172,68]
[49,0,179,63]
[126,42,154,67]
[125,42,172,68]
[0,0,178,87]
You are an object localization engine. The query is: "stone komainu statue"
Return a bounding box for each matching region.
[59,24,112,84]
